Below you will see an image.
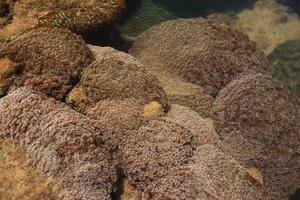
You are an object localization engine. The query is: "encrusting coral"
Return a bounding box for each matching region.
[213,73,300,200]
[66,47,168,112]
[130,18,270,97]
[0,0,126,40]
[0,26,93,100]
[144,145,269,200]
[0,87,117,200]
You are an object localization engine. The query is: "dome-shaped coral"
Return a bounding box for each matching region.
[0,87,117,199]
[158,73,214,118]
[165,104,220,147]
[0,0,125,40]
[121,119,196,189]
[130,18,270,97]
[0,27,93,100]
[144,145,269,200]
[86,98,147,153]
[213,73,300,199]
[66,47,168,112]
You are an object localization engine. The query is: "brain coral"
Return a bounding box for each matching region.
[0,27,93,100]
[121,119,196,189]
[144,145,269,200]
[0,0,125,40]
[130,18,270,97]
[157,72,214,118]
[268,39,300,98]
[165,104,220,147]
[213,73,300,200]
[86,98,147,155]
[0,87,117,200]
[66,47,168,112]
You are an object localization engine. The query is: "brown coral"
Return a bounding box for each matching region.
[67,47,168,112]
[165,104,220,147]
[213,73,300,199]
[0,27,93,100]
[130,18,270,97]
[144,145,269,200]
[0,0,125,40]
[121,119,196,189]
[158,73,214,118]
[86,98,147,154]
[0,87,117,200]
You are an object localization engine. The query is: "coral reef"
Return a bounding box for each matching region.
[0,139,58,200]
[165,104,220,147]
[233,0,300,55]
[144,145,269,200]
[86,98,147,154]
[157,73,214,117]
[213,73,300,199]
[0,0,125,40]
[0,27,93,100]
[130,18,270,97]
[121,119,196,189]
[268,39,300,98]
[67,47,168,112]
[0,87,117,199]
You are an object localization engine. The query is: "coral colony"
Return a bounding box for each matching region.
[0,1,299,200]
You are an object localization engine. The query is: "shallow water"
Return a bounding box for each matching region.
[117,0,300,98]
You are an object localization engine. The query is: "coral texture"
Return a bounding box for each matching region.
[0,27,93,100]
[157,73,214,118]
[86,98,147,154]
[67,47,168,112]
[165,104,220,147]
[0,0,125,40]
[213,73,300,199]
[0,87,117,200]
[121,119,196,189]
[130,18,270,97]
[0,139,58,200]
[144,145,269,200]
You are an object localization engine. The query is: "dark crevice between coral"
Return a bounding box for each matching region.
[290,188,300,200]
[80,25,135,53]
[111,167,126,200]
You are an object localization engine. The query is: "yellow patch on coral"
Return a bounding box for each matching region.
[247,167,264,184]
[143,101,163,120]
[0,58,18,95]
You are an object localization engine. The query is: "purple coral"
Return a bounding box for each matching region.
[0,87,117,200]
